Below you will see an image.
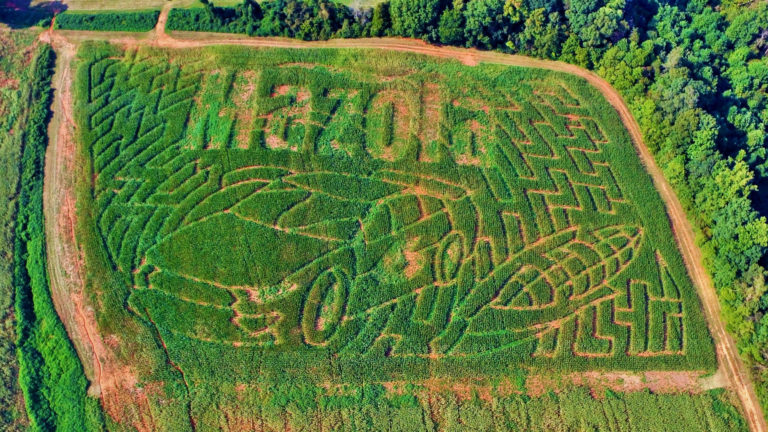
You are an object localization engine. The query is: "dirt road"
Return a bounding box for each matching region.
[41,15,767,432]
[40,29,93,382]
[40,27,152,427]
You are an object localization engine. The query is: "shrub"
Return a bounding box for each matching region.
[55,10,160,32]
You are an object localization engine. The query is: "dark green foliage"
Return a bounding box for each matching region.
[166,0,261,35]
[367,2,391,37]
[437,6,463,45]
[167,0,367,39]
[565,0,628,49]
[462,0,511,49]
[0,28,37,431]
[0,9,54,28]
[389,0,446,41]
[13,44,104,432]
[55,10,160,32]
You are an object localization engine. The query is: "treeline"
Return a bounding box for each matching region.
[167,0,768,414]
[55,10,160,32]
[12,44,103,431]
[166,0,372,39]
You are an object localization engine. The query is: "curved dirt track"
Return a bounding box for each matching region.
[39,28,148,426]
[41,10,766,431]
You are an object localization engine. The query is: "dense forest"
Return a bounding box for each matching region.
[168,0,768,413]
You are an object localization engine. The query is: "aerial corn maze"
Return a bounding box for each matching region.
[73,42,721,428]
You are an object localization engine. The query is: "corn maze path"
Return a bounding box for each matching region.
[38,12,768,432]
[79,46,699,362]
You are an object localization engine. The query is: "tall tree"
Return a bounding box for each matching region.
[513,8,565,58]
[438,5,465,45]
[390,0,446,40]
[368,2,391,36]
[463,0,510,48]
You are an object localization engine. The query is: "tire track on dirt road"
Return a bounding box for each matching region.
[40,26,158,431]
[42,20,767,432]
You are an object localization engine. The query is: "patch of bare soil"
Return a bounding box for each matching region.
[234,71,257,106]
[403,237,425,279]
[296,89,311,103]
[385,378,505,403]
[273,84,291,97]
[526,371,711,398]
[265,134,287,149]
[235,114,253,149]
[0,74,19,89]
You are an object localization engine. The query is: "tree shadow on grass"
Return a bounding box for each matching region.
[0,0,66,29]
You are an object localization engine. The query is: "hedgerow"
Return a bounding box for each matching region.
[54,10,160,32]
[166,0,369,39]
[0,28,37,431]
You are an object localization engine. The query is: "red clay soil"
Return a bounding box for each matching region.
[39,11,767,432]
